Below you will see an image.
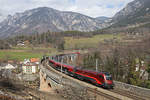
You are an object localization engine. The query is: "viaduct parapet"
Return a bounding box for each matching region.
[39,54,150,100]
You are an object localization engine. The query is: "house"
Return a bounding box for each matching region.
[141,71,149,80]
[0,63,16,70]
[23,59,30,64]
[140,66,149,80]
[5,64,16,69]
[22,58,39,74]
[17,41,25,46]
[22,63,38,74]
[17,43,25,46]
[135,64,140,71]
[30,58,40,64]
[8,60,14,64]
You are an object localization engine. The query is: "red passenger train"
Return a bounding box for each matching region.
[46,54,114,89]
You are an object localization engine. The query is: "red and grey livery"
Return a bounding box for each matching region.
[43,52,114,89]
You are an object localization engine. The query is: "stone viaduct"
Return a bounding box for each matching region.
[39,53,150,99]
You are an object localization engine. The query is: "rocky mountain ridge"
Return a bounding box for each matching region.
[0,0,149,38]
[95,16,112,23]
[112,0,150,27]
[0,7,109,38]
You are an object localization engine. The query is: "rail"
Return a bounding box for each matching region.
[41,59,130,100]
[41,54,150,100]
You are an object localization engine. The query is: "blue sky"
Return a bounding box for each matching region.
[0,0,133,18]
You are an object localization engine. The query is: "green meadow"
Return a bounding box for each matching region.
[0,34,124,61]
[64,34,123,49]
[0,50,42,61]
[0,47,57,61]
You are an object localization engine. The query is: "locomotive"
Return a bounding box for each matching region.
[44,53,114,89]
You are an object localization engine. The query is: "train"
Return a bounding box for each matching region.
[42,53,114,89]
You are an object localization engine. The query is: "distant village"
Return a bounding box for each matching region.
[0,58,40,81]
[135,60,149,80]
[0,56,149,81]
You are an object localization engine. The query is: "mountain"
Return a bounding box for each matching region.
[96,16,112,23]
[0,7,109,38]
[112,0,150,27]
[0,14,2,22]
[0,13,5,22]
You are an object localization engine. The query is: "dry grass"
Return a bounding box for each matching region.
[64,34,123,49]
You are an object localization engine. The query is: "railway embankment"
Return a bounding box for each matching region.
[41,60,139,100]
[114,81,150,98]
[41,56,150,100]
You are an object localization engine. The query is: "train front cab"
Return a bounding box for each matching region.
[103,73,114,89]
[97,73,114,89]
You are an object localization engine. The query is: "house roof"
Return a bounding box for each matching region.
[30,58,40,63]
[22,62,38,66]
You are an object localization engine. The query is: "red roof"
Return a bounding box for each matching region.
[30,58,39,63]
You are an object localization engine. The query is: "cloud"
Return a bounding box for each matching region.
[69,0,134,17]
[0,0,133,18]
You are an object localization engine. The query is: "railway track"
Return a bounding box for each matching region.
[42,61,123,100]
[40,52,150,100]
[41,60,148,100]
[110,88,148,100]
[87,87,120,100]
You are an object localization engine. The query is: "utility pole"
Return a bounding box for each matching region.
[96,59,98,72]
[58,56,59,62]
[61,57,63,73]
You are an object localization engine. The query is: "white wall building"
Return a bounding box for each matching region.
[0,64,16,70]
[22,63,38,74]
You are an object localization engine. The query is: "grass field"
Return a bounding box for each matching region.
[64,34,123,49]
[0,50,42,61]
[0,34,123,61]
[0,47,58,61]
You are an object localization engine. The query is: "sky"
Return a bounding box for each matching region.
[0,0,133,18]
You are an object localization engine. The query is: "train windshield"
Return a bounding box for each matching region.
[105,75,112,80]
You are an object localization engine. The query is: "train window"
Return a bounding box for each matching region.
[106,75,112,80]
[89,78,96,83]
[73,68,78,72]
